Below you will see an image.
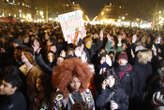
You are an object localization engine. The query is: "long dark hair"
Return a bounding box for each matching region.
[106,69,120,90]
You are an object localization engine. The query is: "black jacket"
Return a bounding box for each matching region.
[0,91,27,110]
[96,87,128,110]
[84,40,103,63]
[133,62,152,97]
[115,64,136,98]
[35,53,53,75]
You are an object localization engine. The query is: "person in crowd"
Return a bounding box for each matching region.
[0,22,163,110]
[96,72,129,110]
[0,66,27,110]
[132,49,153,110]
[115,52,136,98]
[20,49,48,110]
[51,58,95,110]
[152,72,164,110]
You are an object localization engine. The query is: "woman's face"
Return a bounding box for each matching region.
[122,43,127,50]
[70,77,81,92]
[118,59,128,66]
[24,37,30,43]
[56,57,64,65]
[106,75,115,88]
[21,53,29,64]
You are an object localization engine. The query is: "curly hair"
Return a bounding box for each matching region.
[51,58,94,97]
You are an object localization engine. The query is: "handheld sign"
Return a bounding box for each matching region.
[58,10,86,44]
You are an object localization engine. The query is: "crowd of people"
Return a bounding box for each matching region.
[0,22,163,110]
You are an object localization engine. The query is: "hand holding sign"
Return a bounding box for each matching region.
[58,10,86,44]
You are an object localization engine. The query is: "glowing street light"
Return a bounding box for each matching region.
[101,11,104,16]
[122,16,125,20]
[40,11,44,16]
[2,13,4,17]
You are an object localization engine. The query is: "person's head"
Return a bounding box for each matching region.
[60,50,66,58]
[66,48,74,57]
[23,36,30,44]
[100,55,106,64]
[118,52,128,66]
[105,75,115,88]
[14,47,23,62]
[70,76,81,92]
[13,39,23,48]
[84,37,93,49]
[21,51,34,65]
[47,52,55,63]
[137,50,152,64]
[56,57,64,66]
[122,40,128,51]
[52,58,93,97]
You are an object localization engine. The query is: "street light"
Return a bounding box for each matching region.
[40,11,44,16]
[122,16,125,20]
[101,11,104,16]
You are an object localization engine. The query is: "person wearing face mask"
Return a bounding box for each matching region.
[83,30,104,63]
[51,58,95,110]
[99,55,110,76]
[96,73,129,110]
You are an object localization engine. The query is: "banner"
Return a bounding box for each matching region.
[58,10,86,44]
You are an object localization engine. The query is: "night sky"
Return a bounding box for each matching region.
[74,0,164,20]
[78,0,110,19]
[50,0,164,19]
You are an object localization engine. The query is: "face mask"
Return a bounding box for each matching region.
[81,54,87,63]
[85,41,92,49]
[75,49,81,57]
[101,62,109,68]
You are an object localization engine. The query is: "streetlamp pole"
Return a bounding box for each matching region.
[46,0,49,23]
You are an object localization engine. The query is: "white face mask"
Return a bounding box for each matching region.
[75,48,81,57]
[60,50,66,58]
[81,52,87,63]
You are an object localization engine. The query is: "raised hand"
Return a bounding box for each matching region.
[99,30,104,40]
[32,39,41,53]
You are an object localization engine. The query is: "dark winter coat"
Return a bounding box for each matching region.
[115,64,136,98]
[0,91,27,110]
[35,53,53,75]
[133,62,152,97]
[96,87,128,110]
[84,40,103,63]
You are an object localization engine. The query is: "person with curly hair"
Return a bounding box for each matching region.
[51,58,95,110]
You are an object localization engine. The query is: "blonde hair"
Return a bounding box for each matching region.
[137,50,152,64]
